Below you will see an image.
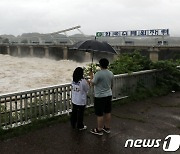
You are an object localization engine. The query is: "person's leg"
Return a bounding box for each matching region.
[77,105,85,129]
[70,103,78,129]
[104,113,111,129]
[97,116,104,130]
[103,96,112,130]
[94,97,104,130]
[90,97,104,135]
[90,115,104,135]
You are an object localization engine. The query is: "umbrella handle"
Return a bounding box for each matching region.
[91,51,94,64]
[91,51,94,72]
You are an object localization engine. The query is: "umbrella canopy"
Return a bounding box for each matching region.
[70,40,117,54]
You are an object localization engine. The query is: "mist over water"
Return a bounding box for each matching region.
[0,54,88,94]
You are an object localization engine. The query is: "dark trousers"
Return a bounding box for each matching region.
[70,103,85,129]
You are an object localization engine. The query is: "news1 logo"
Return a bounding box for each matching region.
[163,135,180,152]
[125,135,180,152]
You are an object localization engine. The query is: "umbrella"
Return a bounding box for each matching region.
[70,39,117,63]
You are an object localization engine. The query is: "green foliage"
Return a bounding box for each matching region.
[129,83,169,102]
[152,60,180,91]
[176,59,180,65]
[2,38,9,43]
[108,50,179,100]
[21,39,28,43]
[109,50,152,74]
[83,63,100,78]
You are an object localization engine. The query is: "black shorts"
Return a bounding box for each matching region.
[94,96,112,116]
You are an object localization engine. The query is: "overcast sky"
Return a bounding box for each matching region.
[0,0,180,36]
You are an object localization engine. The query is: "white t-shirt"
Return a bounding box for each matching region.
[71,79,89,106]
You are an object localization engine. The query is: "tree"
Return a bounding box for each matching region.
[2,38,9,43]
[21,39,28,43]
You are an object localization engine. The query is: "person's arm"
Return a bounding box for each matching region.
[82,79,90,93]
[111,79,113,89]
[89,71,95,86]
[111,73,114,89]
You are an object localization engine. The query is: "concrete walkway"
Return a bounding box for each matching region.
[0,92,179,154]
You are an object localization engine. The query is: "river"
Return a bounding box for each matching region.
[0,54,88,94]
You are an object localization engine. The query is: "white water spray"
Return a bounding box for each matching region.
[0,54,88,94]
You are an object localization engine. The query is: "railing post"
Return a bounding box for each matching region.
[55,88,58,115]
[43,90,46,116]
[4,98,7,128]
[30,93,33,120]
[63,86,66,113]
[47,90,50,117]
[20,95,23,124]
[52,89,55,116]
[67,86,70,114]
[9,97,12,127]
[59,87,63,114]
[15,96,18,125]
[38,92,42,119]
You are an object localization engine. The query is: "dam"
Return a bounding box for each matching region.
[0,43,180,62]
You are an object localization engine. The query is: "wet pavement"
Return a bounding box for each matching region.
[0,92,179,154]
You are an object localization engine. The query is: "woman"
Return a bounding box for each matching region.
[71,67,89,130]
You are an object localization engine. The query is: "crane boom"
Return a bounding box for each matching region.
[50,25,81,35]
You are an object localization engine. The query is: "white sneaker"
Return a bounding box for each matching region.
[90,128,103,136]
[79,125,87,131]
[102,126,111,134]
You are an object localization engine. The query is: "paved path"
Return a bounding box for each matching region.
[0,92,179,154]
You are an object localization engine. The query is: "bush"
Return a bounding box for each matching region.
[109,51,152,74]
[152,60,180,91]
[83,63,100,78]
[109,51,180,92]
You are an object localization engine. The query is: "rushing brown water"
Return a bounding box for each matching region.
[0,54,88,94]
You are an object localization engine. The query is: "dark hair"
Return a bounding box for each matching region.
[73,67,84,83]
[99,58,109,69]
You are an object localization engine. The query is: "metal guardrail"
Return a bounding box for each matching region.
[0,69,163,129]
[0,84,72,128]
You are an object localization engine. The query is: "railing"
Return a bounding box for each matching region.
[0,84,73,128]
[112,69,159,100]
[0,69,161,129]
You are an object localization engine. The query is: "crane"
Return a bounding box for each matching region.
[49,25,85,45]
[50,25,81,35]
[28,25,84,45]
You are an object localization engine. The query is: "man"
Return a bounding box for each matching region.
[90,58,114,136]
